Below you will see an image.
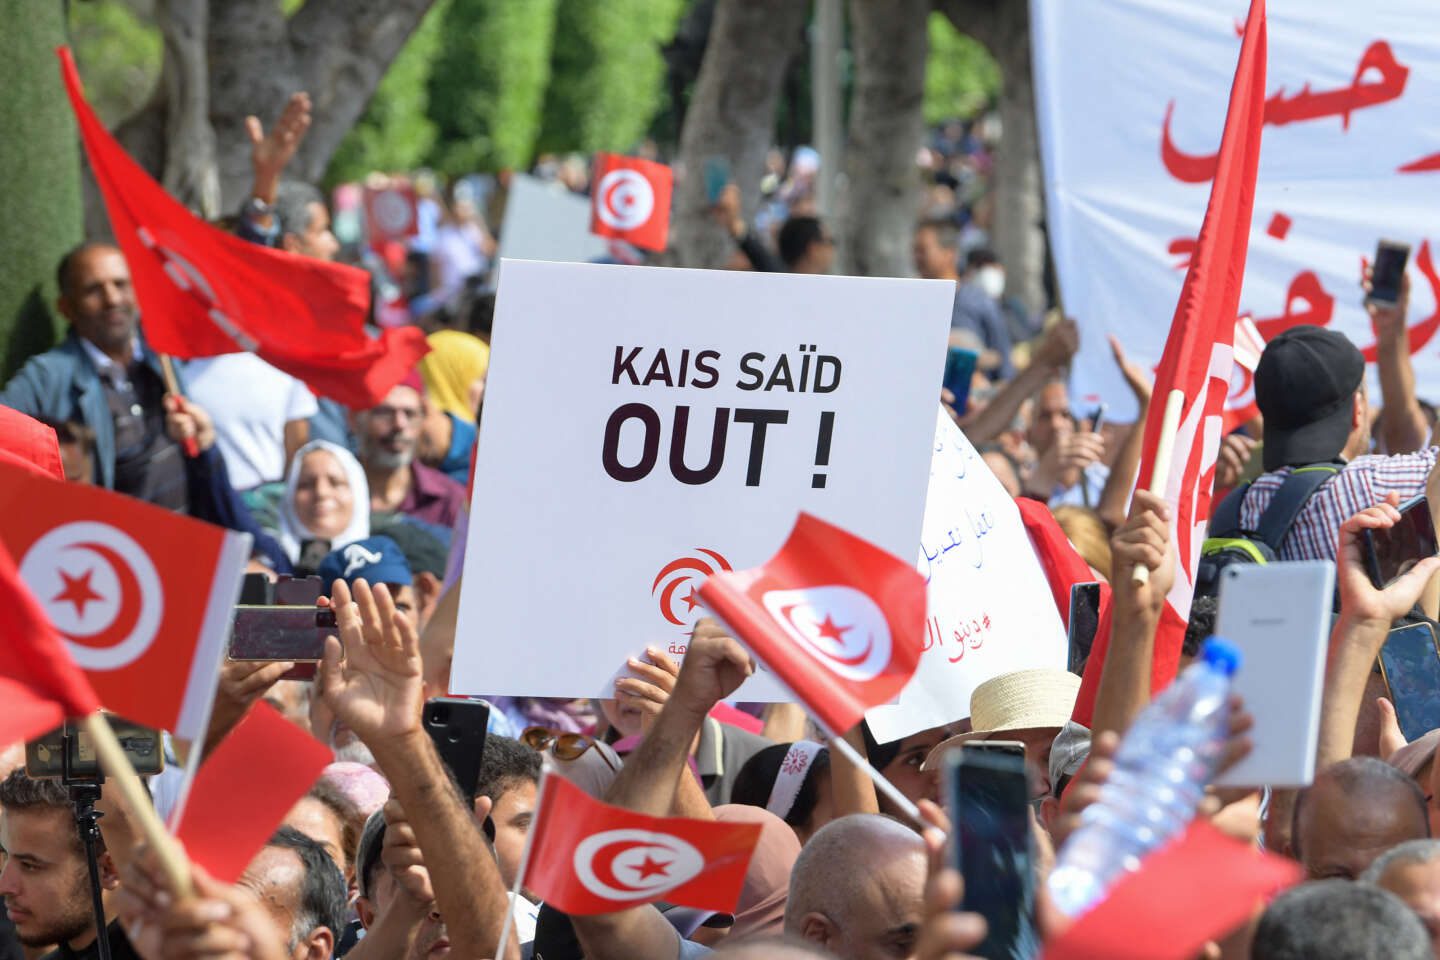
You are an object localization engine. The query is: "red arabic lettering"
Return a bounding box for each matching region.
[1253,271,1335,340]
[1399,152,1440,175]
[1162,41,1409,183]
[923,613,993,664]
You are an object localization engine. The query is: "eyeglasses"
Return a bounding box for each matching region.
[521,726,618,771]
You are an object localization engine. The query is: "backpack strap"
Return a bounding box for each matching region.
[1253,463,1341,553]
[1209,482,1253,539]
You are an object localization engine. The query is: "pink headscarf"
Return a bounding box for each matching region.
[319,762,390,819]
[712,805,801,938]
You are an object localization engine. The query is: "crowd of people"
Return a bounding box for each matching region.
[5,78,1440,960]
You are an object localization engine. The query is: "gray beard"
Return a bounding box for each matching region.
[366,448,413,471]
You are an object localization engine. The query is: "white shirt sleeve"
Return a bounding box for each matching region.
[284,374,319,422]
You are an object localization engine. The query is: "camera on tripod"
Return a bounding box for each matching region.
[24,715,164,783]
[228,573,337,680]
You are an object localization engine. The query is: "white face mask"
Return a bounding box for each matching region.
[976,265,1006,300]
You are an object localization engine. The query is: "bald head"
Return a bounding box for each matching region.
[715,937,835,960]
[1294,756,1429,880]
[785,814,925,960]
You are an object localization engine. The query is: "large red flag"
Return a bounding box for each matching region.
[0,539,102,747]
[0,408,64,481]
[56,48,429,409]
[698,513,926,735]
[590,153,673,252]
[525,775,761,915]
[1123,0,1268,700]
[0,459,250,740]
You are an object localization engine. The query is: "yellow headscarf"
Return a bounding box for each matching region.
[418,329,489,423]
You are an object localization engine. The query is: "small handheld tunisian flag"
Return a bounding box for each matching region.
[0,459,250,740]
[57,48,429,409]
[525,775,761,915]
[589,153,673,252]
[1123,0,1268,701]
[698,513,926,735]
[0,539,101,747]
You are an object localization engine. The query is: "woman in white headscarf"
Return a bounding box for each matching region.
[275,440,370,574]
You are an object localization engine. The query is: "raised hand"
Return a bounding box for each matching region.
[318,578,425,747]
[670,619,754,717]
[615,646,681,733]
[1336,493,1440,629]
[382,797,436,906]
[1214,432,1258,489]
[246,91,311,204]
[1108,334,1153,404]
[1110,490,1176,620]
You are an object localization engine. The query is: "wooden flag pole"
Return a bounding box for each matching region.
[82,712,194,898]
[158,355,200,458]
[1132,388,1187,586]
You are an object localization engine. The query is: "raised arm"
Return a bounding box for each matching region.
[1097,336,1154,530]
[319,578,517,959]
[1316,495,1440,767]
[960,318,1078,447]
[1088,491,1175,739]
[1370,272,1430,455]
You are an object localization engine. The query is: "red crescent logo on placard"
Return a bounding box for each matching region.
[19,521,164,671]
[652,550,732,626]
[573,829,705,901]
[370,189,414,235]
[596,169,655,232]
[761,585,893,681]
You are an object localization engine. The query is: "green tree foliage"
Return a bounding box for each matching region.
[425,0,560,175]
[536,0,686,157]
[67,0,162,127]
[924,11,1000,125]
[325,0,451,184]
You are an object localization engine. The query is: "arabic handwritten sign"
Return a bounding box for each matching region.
[865,409,1067,743]
[1033,0,1440,418]
[451,260,952,700]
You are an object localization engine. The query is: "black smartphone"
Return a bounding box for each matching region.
[704,155,731,205]
[943,347,980,415]
[1067,582,1102,675]
[946,747,1038,960]
[1368,240,1411,307]
[423,697,491,801]
[228,574,336,680]
[1363,495,1438,589]
[26,716,164,781]
[1379,623,1440,742]
[1087,403,1107,435]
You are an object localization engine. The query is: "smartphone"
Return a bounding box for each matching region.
[423,698,491,801]
[1368,240,1411,307]
[1214,561,1334,788]
[963,740,1026,759]
[1087,403,1107,435]
[1363,495,1438,589]
[942,347,980,416]
[26,716,164,781]
[704,155,731,205]
[1066,582,1102,675]
[228,607,337,680]
[946,747,1039,960]
[1379,622,1440,742]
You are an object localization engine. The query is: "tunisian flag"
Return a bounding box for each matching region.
[57,48,429,409]
[0,459,250,740]
[698,513,926,735]
[1121,0,1268,702]
[590,153,673,252]
[525,775,761,915]
[0,539,102,747]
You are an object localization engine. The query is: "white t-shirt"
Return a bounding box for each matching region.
[184,354,319,490]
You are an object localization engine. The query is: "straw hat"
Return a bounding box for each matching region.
[922,668,1082,771]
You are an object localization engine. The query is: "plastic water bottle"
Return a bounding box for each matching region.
[1047,637,1241,917]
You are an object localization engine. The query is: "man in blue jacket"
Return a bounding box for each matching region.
[1,242,290,569]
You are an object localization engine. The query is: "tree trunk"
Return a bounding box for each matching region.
[938,0,1047,315]
[115,0,434,216]
[0,0,83,379]
[838,0,929,278]
[671,0,807,269]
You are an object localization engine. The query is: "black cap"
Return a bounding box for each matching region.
[1255,325,1364,471]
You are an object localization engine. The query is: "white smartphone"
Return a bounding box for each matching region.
[1212,561,1334,789]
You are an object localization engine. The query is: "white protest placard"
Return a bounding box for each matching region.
[452,260,952,700]
[865,410,1068,743]
[498,174,612,264]
[1032,0,1440,419]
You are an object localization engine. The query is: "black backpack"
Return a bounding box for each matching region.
[1195,462,1341,601]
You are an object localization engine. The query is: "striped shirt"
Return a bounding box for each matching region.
[1235,449,1438,562]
